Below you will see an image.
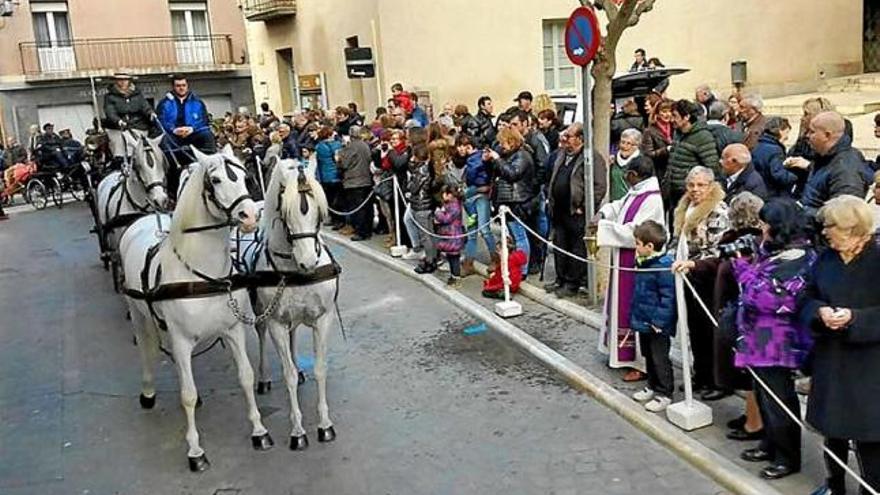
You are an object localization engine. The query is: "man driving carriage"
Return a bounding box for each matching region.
[103,72,156,167]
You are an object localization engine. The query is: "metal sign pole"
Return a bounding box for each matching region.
[582,63,597,304]
[90,76,103,132]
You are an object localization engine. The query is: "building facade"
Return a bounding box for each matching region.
[243,0,867,118]
[0,0,254,143]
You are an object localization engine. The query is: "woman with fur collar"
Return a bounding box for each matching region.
[671,166,731,397]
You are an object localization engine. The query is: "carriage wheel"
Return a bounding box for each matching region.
[70,179,86,202]
[26,180,48,210]
[51,177,64,208]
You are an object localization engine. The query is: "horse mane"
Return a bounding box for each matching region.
[260,156,289,235]
[280,165,328,229]
[169,160,209,250]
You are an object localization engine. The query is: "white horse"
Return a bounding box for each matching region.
[118,145,270,472]
[96,132,169,257]
[246,156,341,449]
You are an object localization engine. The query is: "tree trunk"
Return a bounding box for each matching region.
[591,56,615,202]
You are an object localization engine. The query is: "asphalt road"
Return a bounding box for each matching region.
[0,202,725,495]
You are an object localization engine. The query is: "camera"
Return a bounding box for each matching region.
[381,143,389,151]
[718,234,758,259]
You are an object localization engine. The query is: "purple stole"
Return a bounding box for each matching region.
[610,190,660,361]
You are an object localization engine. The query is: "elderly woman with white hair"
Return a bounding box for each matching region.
[799,195,880,495]
[609,128,649,202]
[671,166,731,397]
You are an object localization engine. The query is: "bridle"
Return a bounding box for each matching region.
[182,158,253,234]
[122,134,166,211]
[269,166,323,263]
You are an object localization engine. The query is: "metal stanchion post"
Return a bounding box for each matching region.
[495,206,522,318]
[390,175,407,257]
[666,269,712,430]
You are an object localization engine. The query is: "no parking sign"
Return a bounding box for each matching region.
[564,6,601,67]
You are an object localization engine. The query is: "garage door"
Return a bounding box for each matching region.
[200,95,232,119]
[37,104,95,141]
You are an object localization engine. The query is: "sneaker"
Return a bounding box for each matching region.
[437,258,448,272]
[402,249,424,260]
[446,276,462,289]
[644,396,671,412]
[632,387,655,402]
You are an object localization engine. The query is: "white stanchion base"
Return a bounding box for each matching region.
[390,246,408,258]
[494,300,523,318]
[666,400,713,431]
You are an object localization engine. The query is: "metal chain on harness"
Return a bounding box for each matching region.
[226,277,286,326]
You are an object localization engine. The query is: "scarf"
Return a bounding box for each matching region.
[656,120,672,142]
[615,148,640,169]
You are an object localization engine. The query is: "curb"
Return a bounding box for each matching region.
[324,232,783,495]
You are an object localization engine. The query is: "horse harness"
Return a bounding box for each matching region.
[102,135,166,232]
[123,160,341,332]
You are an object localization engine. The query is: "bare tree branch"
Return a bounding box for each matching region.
[627,0,656,27]
[592,0,619,21]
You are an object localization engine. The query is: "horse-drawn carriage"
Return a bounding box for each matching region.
[89,141,343,471]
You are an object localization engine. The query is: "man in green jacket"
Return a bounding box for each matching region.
[666,99,720,210]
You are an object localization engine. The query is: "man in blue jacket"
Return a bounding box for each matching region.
[156,75,215,198]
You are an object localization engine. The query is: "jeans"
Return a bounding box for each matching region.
[405,207,436,260]
[506,217,529,276]
[446,254,461,277]
[464,193,496,259]
[640,332,673,398]
[162,130,216,200]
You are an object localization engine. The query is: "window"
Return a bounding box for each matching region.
[31,2,71,47]
[170,2,209,40]
[542,20,578,92]
[30,1,75,72]
[169,1,212,65]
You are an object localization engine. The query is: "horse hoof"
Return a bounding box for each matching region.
[139,393,156,409]
[257,380,271,395]
[317,426,336,443]
[298,371,306,385]
[289,434,309,451]
[251,433,274,451]
[196,396,202,408]
[188,454,210,472]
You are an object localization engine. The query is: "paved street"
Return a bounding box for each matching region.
[0,203,724,495]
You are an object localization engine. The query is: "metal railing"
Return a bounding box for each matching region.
[19,34,235,76]
[241,0,296,21]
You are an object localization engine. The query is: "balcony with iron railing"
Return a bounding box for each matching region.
[241,0,296,22]
[19,34,239,79]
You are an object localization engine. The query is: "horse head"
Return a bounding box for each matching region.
[191,144,259,233]
[277,159,327,270]
[125,132,169,210]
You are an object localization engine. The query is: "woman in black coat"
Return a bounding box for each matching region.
[798,195,880,495]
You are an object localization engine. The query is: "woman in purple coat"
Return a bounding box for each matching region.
[434,185,465,287]
[732,198,816,480]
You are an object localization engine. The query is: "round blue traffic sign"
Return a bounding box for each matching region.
[565,6,601,67]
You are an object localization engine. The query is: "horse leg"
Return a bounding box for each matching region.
[267,319,307,450]
[169,335,208,472]
[224,324,273,451]
[255,320,272,394]
[290,325,306,384]
[312,314,335,442]
[132,307,158,409]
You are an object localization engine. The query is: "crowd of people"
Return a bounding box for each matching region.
[303,72,880,492]
[2,55,880,492]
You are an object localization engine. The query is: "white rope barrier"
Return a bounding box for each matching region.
[680,275,878,495]
[392,176,501,241]
[505,209,670,273]
[506,203,875,491]
[325,176,394,216]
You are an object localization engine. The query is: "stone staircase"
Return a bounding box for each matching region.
[761,73,880,158]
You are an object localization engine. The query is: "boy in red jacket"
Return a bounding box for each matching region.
[482,236,527,299]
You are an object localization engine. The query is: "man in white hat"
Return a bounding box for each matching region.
[103,72,155,165]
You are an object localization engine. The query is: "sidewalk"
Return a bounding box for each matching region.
[326,229,844,495]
